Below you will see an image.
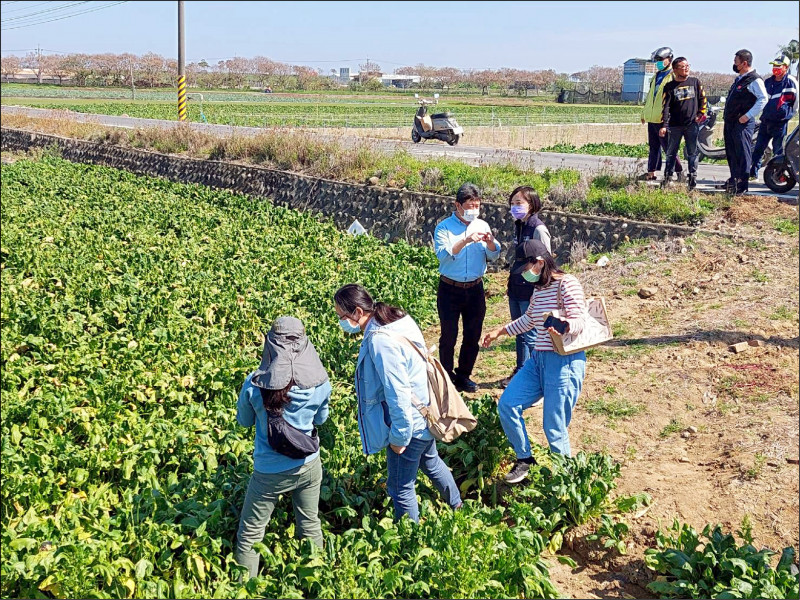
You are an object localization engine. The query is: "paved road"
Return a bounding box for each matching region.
[3,104,796,201]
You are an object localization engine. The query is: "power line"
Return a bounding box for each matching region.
[2,1,91,23]
[1,1,128,30]
[1,1,59,15]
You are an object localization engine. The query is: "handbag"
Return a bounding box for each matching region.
[259,388,320,459]
[546,278,613,356]
[379,332,477,442]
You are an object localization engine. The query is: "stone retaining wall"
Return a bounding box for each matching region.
[1,127,699,266]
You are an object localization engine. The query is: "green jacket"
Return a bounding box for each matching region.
[642,69,674,123]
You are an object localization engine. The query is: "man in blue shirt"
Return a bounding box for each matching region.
[433,183,502,393]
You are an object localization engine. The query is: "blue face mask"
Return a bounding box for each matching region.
[656,60,667,71]
[339,317,362,334]
[510,205,529,220]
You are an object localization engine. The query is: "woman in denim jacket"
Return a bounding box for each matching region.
[334,284,462,522]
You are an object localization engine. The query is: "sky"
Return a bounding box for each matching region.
[1,0,798,74]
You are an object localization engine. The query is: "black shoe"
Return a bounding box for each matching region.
[675,171,686,183]
[661,174,673,189]
[504,458,534,484]
[687,174,697,191]
[454,377,479,393]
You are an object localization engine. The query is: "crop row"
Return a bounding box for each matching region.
[1,96,642,127]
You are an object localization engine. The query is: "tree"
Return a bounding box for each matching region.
[358,60,382,83]
[778,39,799,66]
[1,55,21,83]
[22,51,50,84]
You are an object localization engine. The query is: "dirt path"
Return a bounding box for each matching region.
[423,196,799,598]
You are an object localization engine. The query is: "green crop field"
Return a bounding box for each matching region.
[2,155,629,598]
[1,84,643,127]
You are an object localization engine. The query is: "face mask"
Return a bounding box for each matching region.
[338,317,361,334]
[656,61,666,71]
[510,205,529,220]
[773,68,785,77]
[732,63,740,74]
[521,267,540,283]
[461,208,480,222]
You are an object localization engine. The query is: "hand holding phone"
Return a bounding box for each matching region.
[543,314,569,335]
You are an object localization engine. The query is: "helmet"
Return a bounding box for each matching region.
[650,47,674,61]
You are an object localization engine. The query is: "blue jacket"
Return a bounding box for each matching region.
[355,314,433,455]
[237,373,331,473]
[761,74,798,123]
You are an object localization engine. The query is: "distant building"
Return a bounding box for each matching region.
[622,58,657,102]
[379,73,420,88]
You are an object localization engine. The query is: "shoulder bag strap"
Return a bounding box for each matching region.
[374,330,430,413]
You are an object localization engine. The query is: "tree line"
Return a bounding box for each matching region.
[0,51,738,95]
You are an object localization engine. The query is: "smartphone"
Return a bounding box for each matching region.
[543,315,569,335]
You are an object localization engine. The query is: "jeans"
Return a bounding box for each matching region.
[437,279,486,381]
[509,297,537,371]
[724,118,756,192]
[647,122,683,173]
[752,120,788,174]
[497,349,586,457]
[386,437,462,522]
[235,457,323,580]
[665,122,700,176]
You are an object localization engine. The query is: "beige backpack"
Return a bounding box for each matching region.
[381,332,477,442]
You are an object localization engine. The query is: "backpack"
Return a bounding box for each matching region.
[381,331,477,443]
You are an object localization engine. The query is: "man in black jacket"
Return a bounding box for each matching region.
[659,57,707,190]
[720,49,768,194]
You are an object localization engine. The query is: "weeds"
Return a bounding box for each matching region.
[659,418,684,438]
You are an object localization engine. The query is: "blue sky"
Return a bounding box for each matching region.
[1,1,798,73]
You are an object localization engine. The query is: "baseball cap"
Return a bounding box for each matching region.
[511,239,551,274]
[770,55,790,67]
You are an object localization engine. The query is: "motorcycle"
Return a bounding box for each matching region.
[763,123,799,193]
[698,99,769,163]
[411,93,463,146]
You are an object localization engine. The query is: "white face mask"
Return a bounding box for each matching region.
[461,208,480,222]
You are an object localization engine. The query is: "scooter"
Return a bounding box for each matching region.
[411,93,463,146]
[698,99,769,163]
[763,124,799,193]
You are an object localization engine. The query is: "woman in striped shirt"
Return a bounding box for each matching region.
[482,239,588,484]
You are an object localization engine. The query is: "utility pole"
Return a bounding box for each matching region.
[130,61,135,100]
[37,45,42,84]
[177,1,187,121]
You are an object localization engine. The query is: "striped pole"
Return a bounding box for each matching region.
[178,75,187,122]
[177,1,186,122]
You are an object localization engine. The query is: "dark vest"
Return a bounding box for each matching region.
[507,214,546,300]
[724,71,761,122]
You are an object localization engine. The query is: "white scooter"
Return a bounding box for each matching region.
[411,93,464,146]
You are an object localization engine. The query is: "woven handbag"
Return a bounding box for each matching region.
[546,278,613,356]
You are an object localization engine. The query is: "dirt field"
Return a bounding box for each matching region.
[423,195,799,598]
[311,122,644,150]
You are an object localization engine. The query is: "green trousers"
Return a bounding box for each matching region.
[234,457,323,580]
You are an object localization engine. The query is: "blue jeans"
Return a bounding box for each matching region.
[509,297,537,370]
[752,120,787,174]
[665,122,700,176]
[386,437,461,522]
[498,350,586,457]
[647,122,683,173]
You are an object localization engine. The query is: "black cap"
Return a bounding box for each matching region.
[511,239,551,274]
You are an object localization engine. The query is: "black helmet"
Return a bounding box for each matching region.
[650,47,674,61]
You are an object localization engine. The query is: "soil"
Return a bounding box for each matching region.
[423,198,799,599]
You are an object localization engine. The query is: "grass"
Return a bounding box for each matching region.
[772,217,799,235]
[743,452,767,480]
[750,268,769,283]
[659,418,684,438]
[571,183,718,224]
[585,395,644,422]
[769,305,796,321]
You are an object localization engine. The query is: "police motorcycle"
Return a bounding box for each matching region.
[411,93,464,146]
